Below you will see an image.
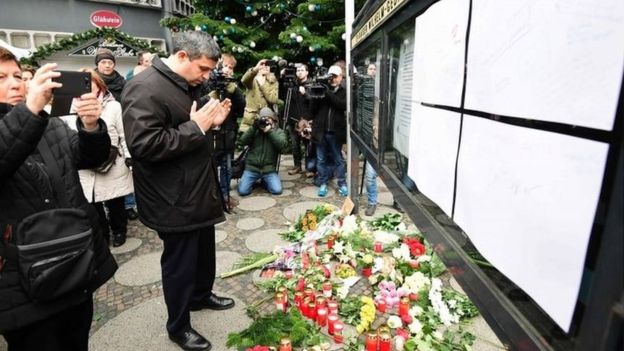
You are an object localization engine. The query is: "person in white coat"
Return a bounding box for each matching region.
[62,69,134,246]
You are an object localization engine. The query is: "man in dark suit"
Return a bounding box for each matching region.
[122,31,233,351]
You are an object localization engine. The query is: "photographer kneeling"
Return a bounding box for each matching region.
[237,107,287,196]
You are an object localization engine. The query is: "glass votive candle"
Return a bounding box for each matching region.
[327,314,339,335]
[365,332,379,351]
[316,307,328,327]
[376,299,387,313]
[333,322,344,343]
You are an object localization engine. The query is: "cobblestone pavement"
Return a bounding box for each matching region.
[0,155,504,350]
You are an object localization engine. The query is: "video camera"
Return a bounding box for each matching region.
[306,67,332,99]
[209,63,238,100]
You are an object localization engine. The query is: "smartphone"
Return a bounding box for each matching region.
[52,71,92,97]
[49,71,92,117]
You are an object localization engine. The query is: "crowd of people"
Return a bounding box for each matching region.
[0,30,373,350]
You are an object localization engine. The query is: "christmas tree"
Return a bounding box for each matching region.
[160,0,360,73]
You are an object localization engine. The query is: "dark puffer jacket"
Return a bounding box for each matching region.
[311,84,346,145]
[0,103,118,332]
[239,126,287,174]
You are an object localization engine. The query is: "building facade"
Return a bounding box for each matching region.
[0,0,195,73]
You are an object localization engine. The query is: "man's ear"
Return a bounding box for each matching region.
[175,50,189,62]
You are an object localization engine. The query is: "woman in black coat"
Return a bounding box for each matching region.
[0,49,117,350]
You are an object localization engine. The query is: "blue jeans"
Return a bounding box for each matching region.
[219,153,233,197]
[124,193,136,210]
[237,170,282,196]
[365,162,377,206]
[316,132,346,187]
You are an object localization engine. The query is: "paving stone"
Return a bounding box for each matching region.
[276,189,293,197]
[449,276,466,294]
[278,171,302,181]
[215,251,242,277]
[377,191,394,206]
[236,217,265,230]
[115,252,162,287]
[215,230,227,243]
[245,228,290,253]
[88,293,251,351]
[110,238,142,254]
[238,195,277,211]
[465,314,505,351]
[283,201,326,222]
[299,185,336,199]
[281,181,295,189]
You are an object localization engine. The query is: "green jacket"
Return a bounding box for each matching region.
[240,67,279,132]
[239,126,287,174]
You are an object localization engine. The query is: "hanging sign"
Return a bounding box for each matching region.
[69,38,138,57]
[90,10,123,29]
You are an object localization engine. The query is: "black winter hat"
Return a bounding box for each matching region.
[95,48,116,66]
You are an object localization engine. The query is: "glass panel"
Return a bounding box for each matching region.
[352,38,382,152]
[385,18,416,192]
[383,14,576,350]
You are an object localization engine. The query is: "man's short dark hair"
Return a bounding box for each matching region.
[172,31,221,61]
[0,47,20,69]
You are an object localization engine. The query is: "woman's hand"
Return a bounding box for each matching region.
[74,92,102,130]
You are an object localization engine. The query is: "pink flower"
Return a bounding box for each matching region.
[246,346,271,351]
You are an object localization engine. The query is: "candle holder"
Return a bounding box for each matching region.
[327,314,339,335]
[333,322,344,343]
[365,332,379,351]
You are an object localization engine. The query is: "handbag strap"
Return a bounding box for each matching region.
[37,138,70,208]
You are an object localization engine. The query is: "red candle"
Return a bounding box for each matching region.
[294,291,304,308]
[376,299,387,313]
[333,322,344,343]
[362,266,372,277]
[279,338,292,351]
[374,241,383,253]
[327,236,335,249]
[327,314,338,335]
[308,302,316,320]
[301,297,310,317]
[316,307,327,327]
[398,296,410,318]
[322,281,333,298]
[316,296,327,309]
[304,288,315,301]
[379,333,392,351]
[275,292,288,312]
[365,332,379,351]
[327,300,339,315]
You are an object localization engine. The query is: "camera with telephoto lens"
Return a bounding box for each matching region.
[281,64,297,88]
[253,116,272,130]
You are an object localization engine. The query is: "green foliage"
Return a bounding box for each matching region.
[226,308,327,349]
[370,213,402,231]
[279,229,306,242]
[419,252,447,278]
[161,0,346,70]
[338,295,363,326]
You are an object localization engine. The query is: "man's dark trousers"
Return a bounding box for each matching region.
[158,226,216,335]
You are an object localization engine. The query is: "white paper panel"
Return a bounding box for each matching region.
[454,116,609,331]
[413,0,469,107]
[407,104,461,216]
[466,0,624,131]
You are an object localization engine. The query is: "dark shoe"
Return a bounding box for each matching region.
[288,166,302,175]
[190,294,235,311]
[365,204,377,216]
[112,233,126,247]
[126,208,138,220]
[168,328,211,350]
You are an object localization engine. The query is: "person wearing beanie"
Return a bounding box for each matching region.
[95,48,126,101]
[237,107,288,196]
